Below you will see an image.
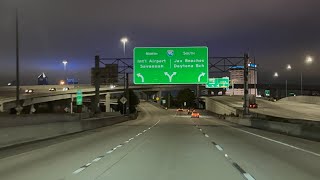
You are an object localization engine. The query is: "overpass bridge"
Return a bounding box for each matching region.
[0,84,197,113]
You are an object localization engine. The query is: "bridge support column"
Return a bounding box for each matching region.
[157,90,162,105]
[105,93,111,112]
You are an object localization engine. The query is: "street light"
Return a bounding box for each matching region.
[62,60,68,81]
[286,64,292,70]
[62,60,68,70]
[305,56,313,64]
[273,72,279,78]
[285,64,292,97]
[120,37,128,57]
[301,55,314,95]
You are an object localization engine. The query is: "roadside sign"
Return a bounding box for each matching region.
[76,90,83,105]
[120,97,127,104]
[134,47,208,84]
[206,77,229,88]
[265,90,270,97]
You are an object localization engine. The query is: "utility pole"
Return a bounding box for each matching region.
[243,53,250,116]
[94,55,101,113]
[126,73,130,115]
[300,72,303,96]
[15,9,22,115]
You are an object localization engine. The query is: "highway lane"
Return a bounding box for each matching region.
[0,102,319,180]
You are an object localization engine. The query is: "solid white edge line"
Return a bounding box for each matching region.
[73,167,86,174]
[216,145,223,151]
[106,150,113,154]
[117,144,123,148]
[243,173,256,180]
[212,119,320,157]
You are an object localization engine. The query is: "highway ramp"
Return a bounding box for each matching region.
[208,96,320,121]
[0,102,319,180]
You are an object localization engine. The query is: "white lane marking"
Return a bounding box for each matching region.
[199,128,203,131]
[243,173,256,180]
[213,120,320,157]
[73,167,86,174]
[204,134,209,138]
[124,140,129,143]
[143,130,147,132]
[136,134,141,137]
[129,138,134,141]
[225,154,229,158]
[106,150,113,154]
[216,145,223,151]
[92,157,102,162]
[148,127,151,130]
[85,162,92,166]
[116,144,123,148]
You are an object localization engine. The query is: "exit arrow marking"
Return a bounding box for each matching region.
[164,72,177,82]
[137,73,144,82]
[198,72,206,82]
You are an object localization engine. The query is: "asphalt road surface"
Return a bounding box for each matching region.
[0,102,319,180]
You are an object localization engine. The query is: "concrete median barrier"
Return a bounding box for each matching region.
[0,113,135,149]
[223,116,320,141]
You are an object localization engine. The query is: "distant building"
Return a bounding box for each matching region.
[91,64,118,85]
[227,65,258,95]
[38,73,48,85]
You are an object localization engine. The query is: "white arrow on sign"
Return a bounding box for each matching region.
[198,72,206,82]
[120,97,127,104]
[137,73,144,83]
[164,72,177,82]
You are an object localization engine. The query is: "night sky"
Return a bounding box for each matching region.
[1,0,319,85]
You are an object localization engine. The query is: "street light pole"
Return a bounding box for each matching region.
[301,55,314,96]
[15,9,22,115]
[121,37,128,57]
[285,64,291,97]
[285,80,288,98]
[300,72,303,96]
[62,60,68,81]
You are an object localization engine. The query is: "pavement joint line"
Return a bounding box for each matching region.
[211,141,217,145]
[209,118,320,157]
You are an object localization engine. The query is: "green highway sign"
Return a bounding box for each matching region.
[206,77,230,88]
[76,90,83,105]
[265,90,270,97]
[133,47,208,84]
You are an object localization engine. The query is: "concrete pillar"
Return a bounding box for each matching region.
[157,90,162,104]
[105,93,111,112]
[0,103,3,113]
[29,104,36,114]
